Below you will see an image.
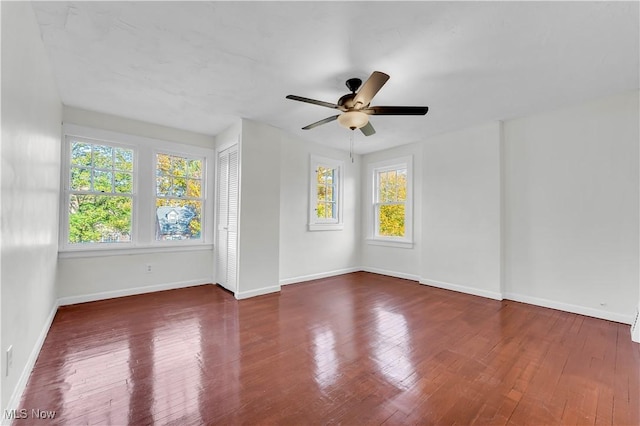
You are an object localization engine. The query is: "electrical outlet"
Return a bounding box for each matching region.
[6,345,13,377]
[146,264,152,273]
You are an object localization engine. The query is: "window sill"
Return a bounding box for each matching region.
[308,224,344,231]
[366,238,414,249]
[58,243,214,259]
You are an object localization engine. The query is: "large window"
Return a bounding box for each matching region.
[60,124,214,254]
[369,156,413,247]
[309,155,344,231]
[67,139,134,244]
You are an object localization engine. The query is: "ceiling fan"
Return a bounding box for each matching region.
[286,71,428,136]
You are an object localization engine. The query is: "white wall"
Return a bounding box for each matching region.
[236,119,281,299]
[56,250,214,304]
[279,131,361,284]
[503,91,639,323]
[421,122,503,299]
[361,142,423,280]
[64,106,214,149]
[360,92,638,325]
[1,1,62,412]
[57,108,216,303]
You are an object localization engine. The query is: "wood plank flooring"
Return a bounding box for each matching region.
[15,272,640,425]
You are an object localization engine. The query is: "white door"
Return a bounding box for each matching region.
[216,145,238,292]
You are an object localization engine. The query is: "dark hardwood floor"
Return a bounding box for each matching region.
[15,272,640,425]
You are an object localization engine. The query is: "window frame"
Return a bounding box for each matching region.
[153,149,206,243]
[308,154,344,231]
[61,135,138,248]
[367,155,413,248]
[59,124,214,256]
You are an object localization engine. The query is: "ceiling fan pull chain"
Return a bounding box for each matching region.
[350,131,354,163]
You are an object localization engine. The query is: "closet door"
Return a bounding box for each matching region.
[216,145,238,292]
[226,147,238,292]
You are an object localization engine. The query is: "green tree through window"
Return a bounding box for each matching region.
[68,140,133,244]
[376,168,407,237]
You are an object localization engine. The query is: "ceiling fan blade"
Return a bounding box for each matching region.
[360,121,376,136]
[363,106,429,115]
[302,115,340,130]
[286,95,339,109]
[353,71,390,108]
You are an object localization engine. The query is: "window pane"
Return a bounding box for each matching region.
[316,202,325,218]
[327,185,334,202]
[155,199,202,240]
[317,184,326,202]
[157,154,171,175]
[114,148,133,172]
[71,142,92,166]
[378,204,405,237]
[93,170,113,192]
[187,179,201,197]
[397,169,407,201]
[172,157,187,177]
[68,195,132,244]
[156,177,171,196]
[93,145,113,169]
[325,169,334,185]
[115,172,133,194]
[326,202,335,219]
[378,171,392,202]
[188,159,202,179]
[70,168,91,191]
[173,177,187,197]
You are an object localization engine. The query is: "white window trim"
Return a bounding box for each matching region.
[308,154,344,231]
[366,155,413,248]
[59,124,215,254]
[152,149,207,244]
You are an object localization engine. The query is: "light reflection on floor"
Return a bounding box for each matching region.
[312,325,339,389]
[373,307,415,390]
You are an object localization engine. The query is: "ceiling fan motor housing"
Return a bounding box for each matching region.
[345,78,362,93]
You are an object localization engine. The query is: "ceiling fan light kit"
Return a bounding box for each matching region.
[337,110,369,130]
[286,71,429,137]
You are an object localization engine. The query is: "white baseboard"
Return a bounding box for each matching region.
[235,285,281,300]
[57,279,211,306]
[279,267,360,286]
[3,301,59,426]
[503,292,635,325]
[361,267,419,282]
[420,277,503,301]
[631,308,639,342]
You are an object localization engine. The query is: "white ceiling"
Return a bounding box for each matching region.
[32,1,639,154]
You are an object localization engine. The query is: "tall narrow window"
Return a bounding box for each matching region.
[66,139,134,244]
[309,155,344,231]
[316,165,337,220]
[376,168,407,237]
[369,156,413,246]
[155,153,204,241]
